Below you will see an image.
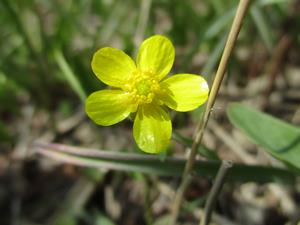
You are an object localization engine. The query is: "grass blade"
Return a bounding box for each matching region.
[33,142,296,184]
[53,49,86,101]
[250,3,274,52]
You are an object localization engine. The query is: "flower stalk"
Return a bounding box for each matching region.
[170,0,251,224]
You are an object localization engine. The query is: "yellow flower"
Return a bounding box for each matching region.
[85,35,209,154]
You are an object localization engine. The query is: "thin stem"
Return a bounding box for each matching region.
[170,0,250,224]
[143,175,154,225]
[200,161,233,225]
[171,174,192,223]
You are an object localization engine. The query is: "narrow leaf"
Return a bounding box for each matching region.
[33,142,295,184]
[250,4,273,52]
[53,49,86,101]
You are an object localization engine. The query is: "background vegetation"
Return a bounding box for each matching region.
[0,0,299,225]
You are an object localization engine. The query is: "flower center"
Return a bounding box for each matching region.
[136,80,152,96]
[124,70,160,105]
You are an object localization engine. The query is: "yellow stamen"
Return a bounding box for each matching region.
[124,70,160,105]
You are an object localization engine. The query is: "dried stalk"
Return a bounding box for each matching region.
[170,1,251,224]
[200,161,233,225]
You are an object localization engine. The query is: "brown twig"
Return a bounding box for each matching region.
[170,1,251,224]
[200,161,233,225]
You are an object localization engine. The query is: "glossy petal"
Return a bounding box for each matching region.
[91,47,136,87]
[133,104,171,154]
[137,35,175,81]
[85,90,136,126]
[159,74,209,112]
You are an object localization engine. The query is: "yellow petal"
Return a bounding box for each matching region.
[133,104,171,154]
[137,35,175,81]
[85,90,136,126]
[91,47,136,87]
[159,74,209,112]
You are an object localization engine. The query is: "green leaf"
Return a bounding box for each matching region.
[227,103,300,172]
[172,131,220,160]
[54,215,77,225]
[95,213,116,225]
[210,0,225,15]
[250,3,273,52]
[0,120,12,143]
[203,7,236,40]
[201,33,227,76]
[34,142,296,184]
[53,49,86,101]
